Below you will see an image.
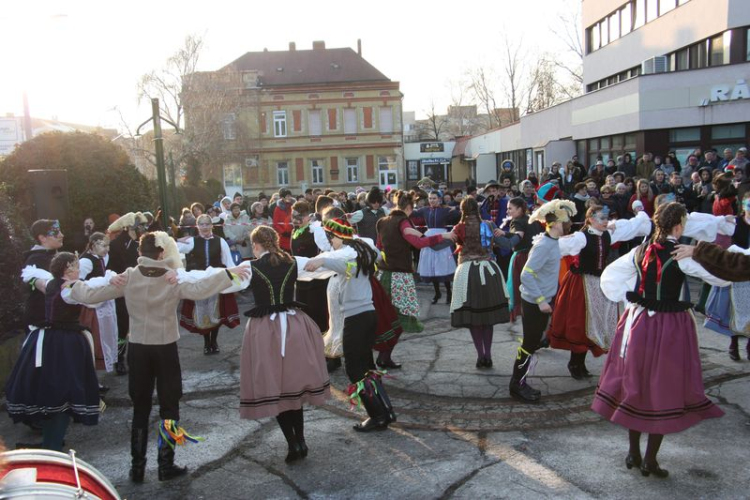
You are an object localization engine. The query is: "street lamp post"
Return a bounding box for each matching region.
[136,97,180,227]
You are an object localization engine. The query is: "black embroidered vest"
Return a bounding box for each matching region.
[186,236,223,271]
[571,230,611,277]
[245,254,301,317]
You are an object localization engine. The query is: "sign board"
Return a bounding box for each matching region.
[420,142,444,153]
[708,79,750,104]
[0,118,20,142]
[421,157,450,165]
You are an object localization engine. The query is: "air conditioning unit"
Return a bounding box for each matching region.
[245,157,259,168]
[641,56,668,75]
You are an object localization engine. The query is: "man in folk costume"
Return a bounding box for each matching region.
[177,214,240,355]
[107,212,150,375]
[21,220,65,332]
[71,232,250,483]
[511,199,577,403]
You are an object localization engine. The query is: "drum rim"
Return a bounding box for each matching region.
[1,449,121,499]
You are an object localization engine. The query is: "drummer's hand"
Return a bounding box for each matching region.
[304,259,323,272]
[403,227,422,238]
[538,301,552,314]
[111,273,128,287]
[671,244,695,261]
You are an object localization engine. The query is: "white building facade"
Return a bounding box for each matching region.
[457,0,750,182]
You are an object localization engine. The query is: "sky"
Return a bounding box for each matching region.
[0,0,581,131]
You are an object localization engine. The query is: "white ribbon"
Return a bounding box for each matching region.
[269,310,296,357]
[619,304,654,359]
[35,330,46,368]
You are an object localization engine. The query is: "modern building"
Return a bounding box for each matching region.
[183,41,403,197]
[0,114,117,157]
[456,0,750,184]
[404,141,456,188]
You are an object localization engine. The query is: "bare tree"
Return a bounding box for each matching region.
[500,34,525,123]
[525,55,567,114]
[422,100,448,141]
[549,0,584,94]
[469,67,504,128]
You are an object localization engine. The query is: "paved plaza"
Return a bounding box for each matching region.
[2,284,749,499]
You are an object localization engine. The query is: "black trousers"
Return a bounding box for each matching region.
[520,298,553,354]
[128,342,183,429]
[115,297,130,342]
[343,310,377,383]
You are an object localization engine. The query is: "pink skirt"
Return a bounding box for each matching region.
[592,308,724,434]
[240,310,330,419]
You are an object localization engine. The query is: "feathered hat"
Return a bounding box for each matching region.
[152,231,184,269]
[529,199,577,224]
[323,218,355,240]
[107,212,149,233]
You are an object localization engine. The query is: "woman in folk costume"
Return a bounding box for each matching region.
[177,213,240,355]
[510,199,576,403]
[549,203,651,379]
[449,197,509,368]
[6,252,102,451]
[78,232,119,386]
[493,197,543,325]
[303,217,396,432]
[290,200,329,333]
[593,202,727,478]
[239,226,330,463]
[375,190,457,368]
[414,191,460,304]
[704,191,750,361]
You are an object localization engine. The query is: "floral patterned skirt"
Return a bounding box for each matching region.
[378,271,423,333]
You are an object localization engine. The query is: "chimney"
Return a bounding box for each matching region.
[357,39,362,56]
[289,42,296,51]
[312,40,325,51]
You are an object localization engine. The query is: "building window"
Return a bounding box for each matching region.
[609,12,620,42]
[712,124,745,140]
[747,28,750,61]
[222,113,236,140]
[273,111,287,137]
[344,108,357,134]
[277,161,289,185]
[346,157,359,183]
[676,47,689,70]
[327,109,338,131]
[308,110,321,136]
[689,41,708,69]
[659,0,676,15]
[646,0,658,22]
[633,0,645,29]
[669,127,700,142]
[710,31,732,66]
[621,2,632,35]
[311,159,324,184]
[379,107,393,134]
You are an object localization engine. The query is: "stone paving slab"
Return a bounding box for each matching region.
[1,285,749,499]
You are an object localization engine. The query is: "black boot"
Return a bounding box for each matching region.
[509,347,541,403]
[372,377,397,424]
[210,329,220,354]
[157,444,188,481]
[568,352,584,380]
[431,283,442,305]
[130,428,148,483]
[354,384,389,432]
[445,283,452,304]
[326,357,342,373]
[729,336,740,361]
[203,333,211,355]
[116,347,128,376]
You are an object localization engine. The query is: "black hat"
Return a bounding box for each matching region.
[484,179,501,189]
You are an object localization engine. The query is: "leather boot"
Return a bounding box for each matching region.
[130,428,148,483]
[157,444,188,481]
[509,348,541,403]
[729,336,740,361]
[353,384,389,432]
[372,377,397,424]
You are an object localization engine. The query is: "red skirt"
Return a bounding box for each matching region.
[179,294,240,335]
[549,272,605,356]
[79,308,105,370]
[370,276,403,351]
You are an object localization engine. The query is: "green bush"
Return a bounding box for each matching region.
[0,131,156,231]
[0,186,32,336]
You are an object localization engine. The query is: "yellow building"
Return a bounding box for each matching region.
[185,41,404,198]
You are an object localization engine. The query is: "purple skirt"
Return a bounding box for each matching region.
[591,308,724,434]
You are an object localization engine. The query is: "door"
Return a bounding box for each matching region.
[379,170,397,190]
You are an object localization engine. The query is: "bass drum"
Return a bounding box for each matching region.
[0,449,120,499]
